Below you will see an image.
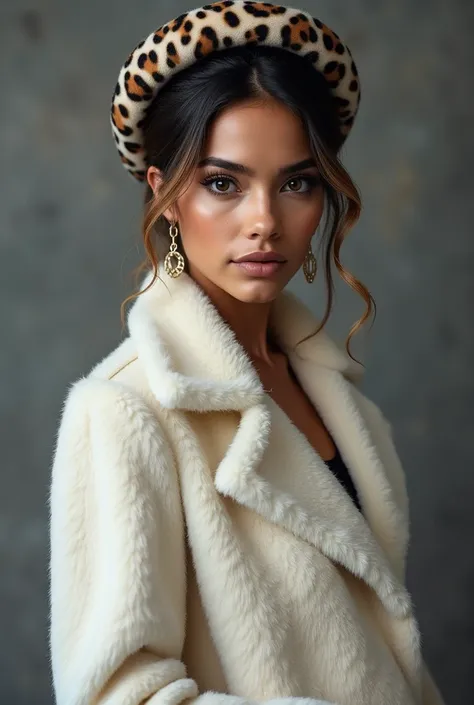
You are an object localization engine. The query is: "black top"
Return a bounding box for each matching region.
[325,444,363,514]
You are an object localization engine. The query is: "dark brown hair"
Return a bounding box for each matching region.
[120,44,375,363]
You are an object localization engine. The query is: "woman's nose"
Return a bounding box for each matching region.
[245,192,280,240]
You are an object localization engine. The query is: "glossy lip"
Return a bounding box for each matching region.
[232,250,287,263]
[232,261,284,277]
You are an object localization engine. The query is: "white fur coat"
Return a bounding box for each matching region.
[49,264,445,705]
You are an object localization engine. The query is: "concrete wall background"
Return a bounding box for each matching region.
[1,0,472,703]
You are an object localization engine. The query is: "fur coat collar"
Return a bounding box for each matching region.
[123,264,412,623]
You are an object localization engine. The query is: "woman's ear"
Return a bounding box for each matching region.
[146,166,176,223]
[146,166,162,195]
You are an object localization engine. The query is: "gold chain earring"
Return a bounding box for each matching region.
[164,222,185,278]
[303,241,317,283]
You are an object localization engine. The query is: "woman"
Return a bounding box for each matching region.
[48,2,446,705]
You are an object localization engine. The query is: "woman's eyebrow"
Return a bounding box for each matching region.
[197,156,317,176]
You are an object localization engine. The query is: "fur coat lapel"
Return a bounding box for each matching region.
[127,264,413,622]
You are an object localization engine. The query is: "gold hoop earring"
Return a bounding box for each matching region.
[303,241,317,283]
[164,222,185,278]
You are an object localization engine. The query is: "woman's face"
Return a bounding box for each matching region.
[148,98,325,304]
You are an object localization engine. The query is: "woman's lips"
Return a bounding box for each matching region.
[232,261,285,277]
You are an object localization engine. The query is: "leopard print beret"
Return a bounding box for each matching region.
[111,0,361,182]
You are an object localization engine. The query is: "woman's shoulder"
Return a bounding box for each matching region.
[57,334,163,442]
[350,384,410,521]
[88,335,143,386]
[349,384,393,434]
[66,334,152,404]
[53,350,176,491]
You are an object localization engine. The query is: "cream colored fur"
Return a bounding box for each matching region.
[49,264,445,705]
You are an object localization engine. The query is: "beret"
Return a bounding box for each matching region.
[111,0,361,182]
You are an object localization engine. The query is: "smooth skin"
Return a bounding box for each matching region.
[148,97,336,461]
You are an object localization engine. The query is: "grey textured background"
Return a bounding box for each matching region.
[1,0,473,703]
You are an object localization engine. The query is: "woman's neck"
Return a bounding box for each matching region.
[188,266,283,367]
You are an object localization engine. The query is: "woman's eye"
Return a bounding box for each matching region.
[201,174,238,196]
[283,176,321,193]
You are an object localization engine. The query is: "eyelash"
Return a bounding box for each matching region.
[200,171,322,197]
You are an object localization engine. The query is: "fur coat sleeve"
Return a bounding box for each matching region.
[48,376,336,705]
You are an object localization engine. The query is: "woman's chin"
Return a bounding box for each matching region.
[229,278,283,304]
